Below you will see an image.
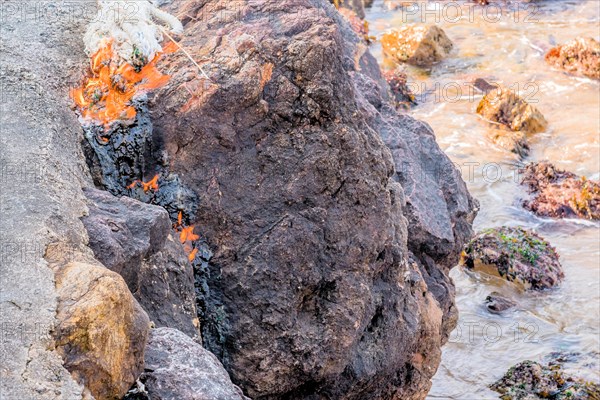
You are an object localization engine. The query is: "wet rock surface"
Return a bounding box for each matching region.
[381,25,453,67]
[82,188,200,339]
[146,0,477,398]
[491,360,600,400]
[137,328,249,400]
[53,262,150,400]
[463,227,563,291]
[485,292,517,314]
[545,37,600,80]
[477,86,547,136]
[521,162,600,220]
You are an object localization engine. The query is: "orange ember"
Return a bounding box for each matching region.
[128,174,159,192]
[70,39,170,126]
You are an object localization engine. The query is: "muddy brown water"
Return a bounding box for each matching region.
[364,1,600,398]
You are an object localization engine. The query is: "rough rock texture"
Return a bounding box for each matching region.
[382,68,417,110]
[338,8,371,42]
[53,262,150,399]
[485,292,517,314]
[0,0,106,398]
[545,37,600,80]
[521,162,600,220]
[462,227,563,291]
[381,25,453,67]
[332,0,366,19]
[148,0,477,398]
[477,87,548,134]
[82,188,200,339]
[491,360,600,400]
[140,328,249,400]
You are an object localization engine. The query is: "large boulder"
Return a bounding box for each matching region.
[520,162,600,220]
[545,37,600,80]
[81,188,200,339]
[462,227,563,291]
[53,262,150,399]
[381,25,453,67]
[139,328,249,400]
[146,0,476,398]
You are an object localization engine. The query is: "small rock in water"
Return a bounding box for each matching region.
[521,162,600,220]
[381,25,453,67]
[545,37,600,80]
[491,360,600,400]
[462,227,564,291]
[476,86,548,134]
[485,292,517,313]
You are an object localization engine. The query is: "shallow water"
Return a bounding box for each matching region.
[364,1,600,398]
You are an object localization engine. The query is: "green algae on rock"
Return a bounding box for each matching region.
[491,360,600,400]
[462,227,563,291]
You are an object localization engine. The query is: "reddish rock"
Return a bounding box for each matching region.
[521,162,600,220]
[545,37,600,80]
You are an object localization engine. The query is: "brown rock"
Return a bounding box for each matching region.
[521,162,600,220]
[142,0,477,398]
[462,227,563,291]
[476,86,547,156]
[485,292,517,313]
[491,360,600,399]
[477,86,548,134]
[381,25,453,67]
[545,37,600,80]
[53,262,150,399]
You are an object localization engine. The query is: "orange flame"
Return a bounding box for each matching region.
[70,39,170,126]
[127,174,159,192]
[174,211,200,263]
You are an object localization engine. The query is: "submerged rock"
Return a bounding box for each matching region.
[545,37,600,80]
[382,68,417,109]
[521,162,600,220]
[491,360,600,400]
[81,188,200,339]
[485,292,517,314]
[476,86,548,134]
[148,0,477,398]
[53,262,150,400]
[381,25,453,67]
[140,328,249,400]
[462,227,563,290]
